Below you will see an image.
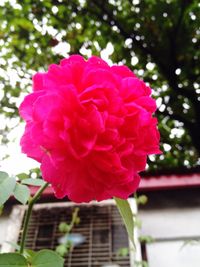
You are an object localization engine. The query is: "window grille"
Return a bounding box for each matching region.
[3,200,140,267]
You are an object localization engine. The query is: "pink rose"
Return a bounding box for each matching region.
[19,55,160,203]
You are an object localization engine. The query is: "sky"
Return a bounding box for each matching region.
[0,121,40,175]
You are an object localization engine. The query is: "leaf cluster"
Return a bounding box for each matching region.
[0,249,64,267]
[0,171,46,209]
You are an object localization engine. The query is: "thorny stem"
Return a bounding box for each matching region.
[19,182,49,254]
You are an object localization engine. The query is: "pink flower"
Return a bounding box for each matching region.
[19,55,161,203]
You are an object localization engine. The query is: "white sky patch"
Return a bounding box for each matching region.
[15,92,30,108]
[0,123,39,175]
[132,0,140,4]
[190,12,196,20]
[149,155,155,162]
[76,23,82,30]
[80,45,92,58]
[7,68,21,87]
[175,68,181,75]
[0,58,6,66]
[79,0,86,7]
[146,62,155,71]
[138,69,144,76]
[56,30,67,42]
[52,6,58,14]
[156,97,162,107]
[152,74,158,80]
[0,68,7,79]
[100,42,114,65]
[125,38,132,48]
[52,42,70,57]
[0,0,6,6]
[159,104,166,112]
[131,56,139,66]
[0,65,38,175]
[0,85,4,101]
[0,0,19,6]
[184,159,190,166]
[170,128,185,139]
[93,41,101,51]
[162,84,168,91]
[192,38,197,43]
[194,83,199,90]
[164,95,170,103]
[163,143,171,152]
[183,103,190,110]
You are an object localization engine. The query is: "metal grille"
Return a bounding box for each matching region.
[19,203,131,267]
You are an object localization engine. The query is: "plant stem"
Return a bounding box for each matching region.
[19,182,49,254]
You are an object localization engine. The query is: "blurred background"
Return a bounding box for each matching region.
[0,1,200,266]
[0,0,200,176]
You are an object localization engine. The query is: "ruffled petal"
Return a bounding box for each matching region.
[19,91,45,121]
[19,55,160,203]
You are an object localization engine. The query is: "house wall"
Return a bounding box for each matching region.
[0,208,12,252]
[138,188,200,267]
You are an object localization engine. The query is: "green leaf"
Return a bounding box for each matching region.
[58,222,70,233]
[21,178,46,187]
[0,253,27,267]
[135,260,148,267]
[117,247,129,257]
[114,197,135,246]
[0,175,16,205]
[24,249,37,262]
[55,244,68,257]
[134,217,142,229]
[13,183,30,204]
[31,250,64,267]
[0,171,9,182]
[0,205,4,216]
[136,195,148,205]
[17,173,29,180]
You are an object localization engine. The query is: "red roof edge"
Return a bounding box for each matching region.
[138,173,200,191]
[29,173,200,201]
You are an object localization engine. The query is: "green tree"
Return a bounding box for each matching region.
[0,0,199,173]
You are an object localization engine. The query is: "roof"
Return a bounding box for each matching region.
[139,173,200,191]
[29,173,200,201]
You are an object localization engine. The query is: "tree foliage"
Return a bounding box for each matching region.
[0,0,200,174]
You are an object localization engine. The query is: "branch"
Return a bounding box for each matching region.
[91,0,166,68]
[89,0,199,121]
[20,182,49,254]
[90,0,196,100]
[173,0,187,36]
